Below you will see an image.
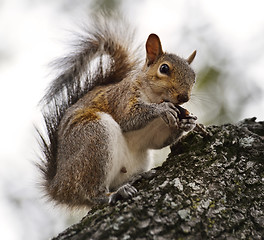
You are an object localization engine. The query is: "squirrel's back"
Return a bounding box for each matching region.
[38,14,141,187]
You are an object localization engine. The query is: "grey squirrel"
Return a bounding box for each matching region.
[37,16,197,208]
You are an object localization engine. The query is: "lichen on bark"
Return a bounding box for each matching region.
[53,118,264,240]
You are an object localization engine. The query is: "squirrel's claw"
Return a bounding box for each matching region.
[179,117,197,132]
[159,102,180,127]
[108,183,137,205]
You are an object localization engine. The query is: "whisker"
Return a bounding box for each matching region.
[190,92,213,105]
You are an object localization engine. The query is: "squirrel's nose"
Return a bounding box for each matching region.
[177,93,189,104]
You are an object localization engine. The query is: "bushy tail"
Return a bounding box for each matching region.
[37,14,141,183]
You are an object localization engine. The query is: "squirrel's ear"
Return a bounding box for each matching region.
[186,50,196,64]
[146,34,163,66]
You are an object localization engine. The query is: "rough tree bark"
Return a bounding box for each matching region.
[53,118,264,240]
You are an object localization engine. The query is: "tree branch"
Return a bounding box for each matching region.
[53,117,264,240]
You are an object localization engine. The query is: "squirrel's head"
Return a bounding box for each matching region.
[142,33,196,105]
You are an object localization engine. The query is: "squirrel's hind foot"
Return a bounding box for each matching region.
[108,183,137,205]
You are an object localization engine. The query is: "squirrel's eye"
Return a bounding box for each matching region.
[159,64,170,75]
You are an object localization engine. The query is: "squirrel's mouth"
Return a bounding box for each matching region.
[162,92,190,105]
[162,99,183,106]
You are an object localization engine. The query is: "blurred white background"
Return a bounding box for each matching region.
[0,0,263,239]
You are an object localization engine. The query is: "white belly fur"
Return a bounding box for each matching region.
[99,113,153,190]
[124,117,171,151]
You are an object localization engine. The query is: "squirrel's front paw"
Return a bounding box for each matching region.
[159,102,180,127]
[179,116,197,132]
[109,183,137,205]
